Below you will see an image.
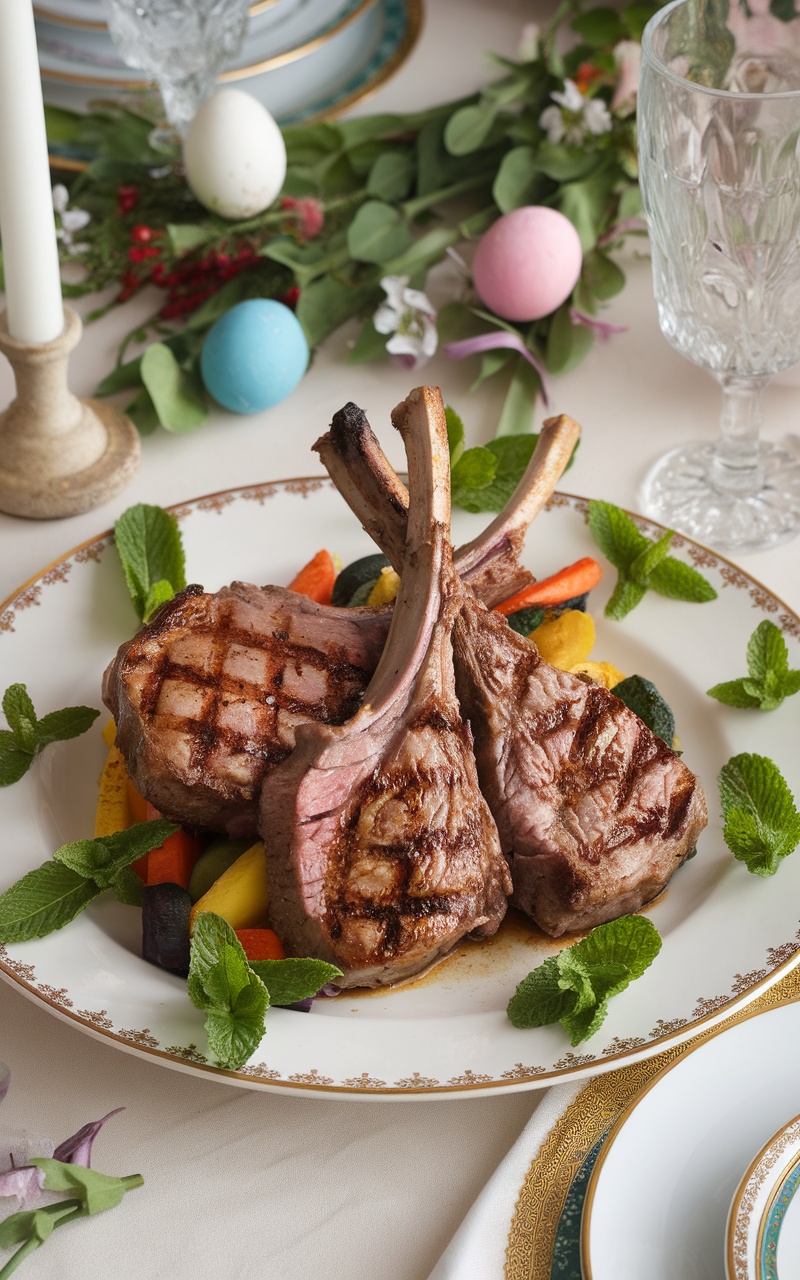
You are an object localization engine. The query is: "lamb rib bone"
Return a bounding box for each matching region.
[258,386,510,987]
[103,406,577,837]
[318,411,709,938]
[315,404,582,608]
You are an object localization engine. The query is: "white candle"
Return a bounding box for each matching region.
[0,0,64,344]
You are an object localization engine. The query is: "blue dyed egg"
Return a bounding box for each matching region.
[200,299,309,414]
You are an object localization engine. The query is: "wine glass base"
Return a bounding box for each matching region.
[639,438,800,554]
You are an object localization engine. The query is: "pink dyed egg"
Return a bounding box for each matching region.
[472,207,583,322]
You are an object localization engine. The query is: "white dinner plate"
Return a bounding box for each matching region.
[43,0,419,140]
[0,483,799,1098]
[34,0,293,31]
[728,1112,800,1280]
[35,0,376,87]
[582,1001,800,1279]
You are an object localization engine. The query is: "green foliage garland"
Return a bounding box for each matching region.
[44,0,657,439]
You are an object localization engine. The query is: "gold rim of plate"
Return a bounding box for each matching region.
[36,0,331,34]
[505,965,800,1280]
[38,0,377,87]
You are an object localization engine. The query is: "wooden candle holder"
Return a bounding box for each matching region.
[0,306,140,519]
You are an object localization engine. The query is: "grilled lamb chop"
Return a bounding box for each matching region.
[103,408,575,837]
[258,386,510,987]
[103,583,390,836]
[318,406,709,937]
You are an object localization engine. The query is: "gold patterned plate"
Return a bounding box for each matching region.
[0,482,799,1098]
[505,968,800,1280]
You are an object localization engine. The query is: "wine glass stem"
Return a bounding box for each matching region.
[712,375,768,494]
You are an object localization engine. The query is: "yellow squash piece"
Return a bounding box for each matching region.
[366,566,400,607]
[95,744,131,838]
[569,660,626,689]
[189,841,270,933]
[101,718,117,748]
[530,609,596,671]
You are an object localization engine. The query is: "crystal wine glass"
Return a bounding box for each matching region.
[101,0,251,141]
[637,0,800,553]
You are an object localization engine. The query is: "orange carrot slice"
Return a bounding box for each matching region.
[287,549,336,606]
[146,825,204,890]
[235,928,286,961]
[494,557,602,617]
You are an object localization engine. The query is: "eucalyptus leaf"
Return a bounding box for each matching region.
[546,305,594,374]
[493,146,547,212]
[347,201,412,264]
[367,150,415,201]
[140,344,207,434]
[444,103,498,156]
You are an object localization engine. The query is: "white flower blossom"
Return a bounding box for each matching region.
[52,184,91,253]
[373,275,438,369]
[539,79,613,146]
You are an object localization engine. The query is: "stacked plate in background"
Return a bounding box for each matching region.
[35,0,422,126]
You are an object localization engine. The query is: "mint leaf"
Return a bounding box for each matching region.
[718,753,800,876]
[0,685,99,786]
[708,621,800,712]
[2,684,37,748]
[588,501,716,619]
[142,579,175,623]
[450,445,497,509]
[587,500,647,571]
[188,912,269,1069]
[0,733,34,787]
[33,705,100,747]
[54,820,177,889]
[114,503,187,623]
[611,675,676,747]
[444,403,465,467]
[646,557,717,603]
[628,530,673,583]
[247,957,342,1006]
[604,577,646,621]
[0,862,101,941]
[507,916,662,1044]
[32,1159,143,1214]
[706,679,761,709]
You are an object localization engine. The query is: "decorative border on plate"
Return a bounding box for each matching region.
[505,968,800,1280]
[2,482,800,1095]
[728,1113,800,1280]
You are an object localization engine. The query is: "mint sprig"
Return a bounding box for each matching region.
[507,915,662,1044]
[587,500,717,620]
[187,913,269,1070]
[446,404,577,515]
[0,1160,142,1279]
[718,753,800,877]
[0,685,99,788]
[113,503,187,623]
[188,913,342,1069]
[708,620,800,711]
[0,819,177,942]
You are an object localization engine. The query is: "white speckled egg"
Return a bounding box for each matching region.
[183,89,287,220]
[472,206,583,322]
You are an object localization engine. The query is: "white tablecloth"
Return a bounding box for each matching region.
[2,1,799,1276]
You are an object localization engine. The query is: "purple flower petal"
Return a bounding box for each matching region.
[444,332,551,407]
[569,308,627,340]
[0,1164,44,1202]
[53,1109,123,1168]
